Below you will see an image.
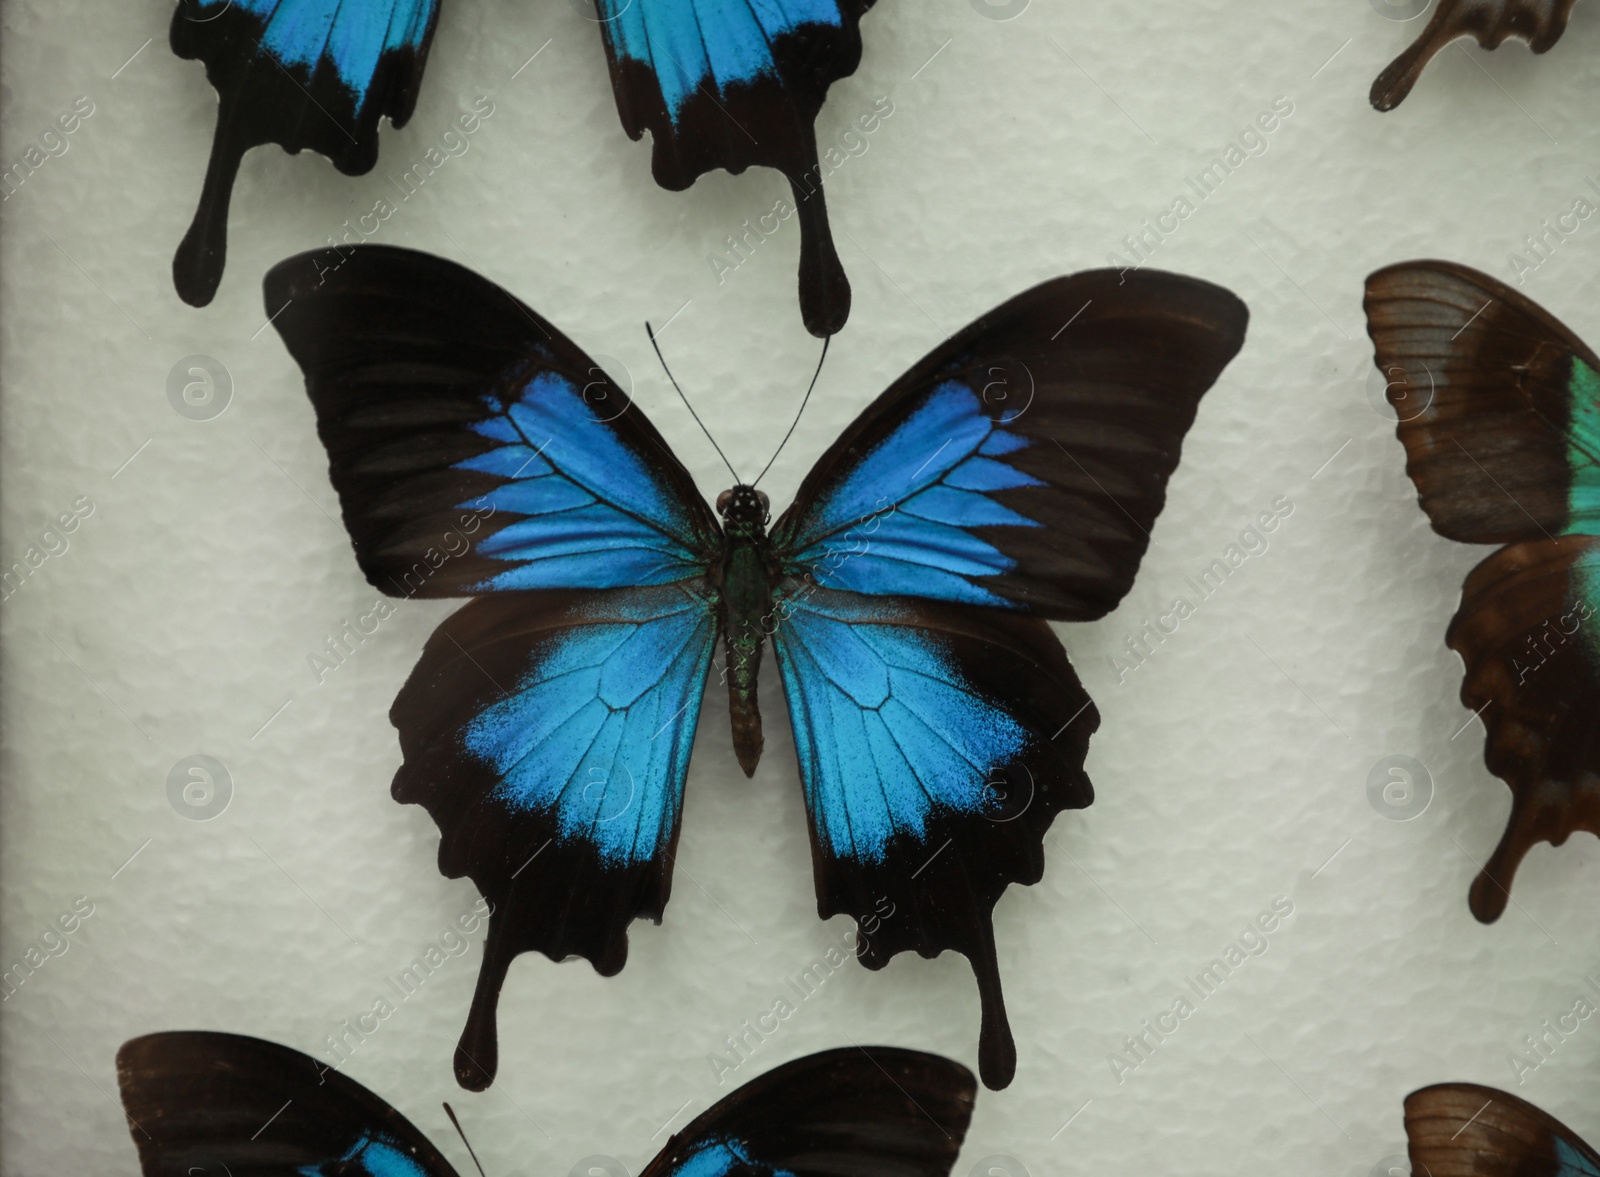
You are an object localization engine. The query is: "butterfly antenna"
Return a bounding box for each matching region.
[443,1102,488,1177]
[753,335,829,489]
[646,321,741,485]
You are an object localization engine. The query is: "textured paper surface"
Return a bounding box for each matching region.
[2,1,1599,1173]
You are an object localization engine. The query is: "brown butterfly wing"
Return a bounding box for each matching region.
[1371,0,1580,110]
[1364,260,1600,545]
[1446,537,1600,920]
[1406,1083,1600,1176]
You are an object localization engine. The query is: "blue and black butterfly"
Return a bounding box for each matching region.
[1370,0,1581,111]
[1365,261,1600,923]
[173,0,876,333]
[1405,1082,1600,1176]
[264,245,1249,1092]
[116,1031,977,1177]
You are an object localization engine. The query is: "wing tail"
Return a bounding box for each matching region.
[1371,0,1580,111]
[173,106,246,307]
[791,176,851,338]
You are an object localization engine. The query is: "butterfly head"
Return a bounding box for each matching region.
[717,485,770,533]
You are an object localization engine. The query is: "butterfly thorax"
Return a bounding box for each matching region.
[716,485,774,778]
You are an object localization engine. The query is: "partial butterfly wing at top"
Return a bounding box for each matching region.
[1370,0,1581,111]
[1405,1082,1600,1177]
[1365,259,1600,922]
[595,0,877,337]
[170,0,441,305]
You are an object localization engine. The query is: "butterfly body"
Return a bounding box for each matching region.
[715,485,778,776]
[265,244,1248,1091]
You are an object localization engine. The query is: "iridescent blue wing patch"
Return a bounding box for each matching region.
[170,0,441,305]
[116,1032,460,1177]
[769,583,1094,1091]
[266,246,720,598]
[1366,261,1600,924]
[640,1047,975,1177]
[595,0,876,337]
[1405,1082,1600,1177]
[391,584,717,1090]
[771,270,1250,619]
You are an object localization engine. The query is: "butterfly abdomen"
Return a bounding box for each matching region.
[719,536,774,778]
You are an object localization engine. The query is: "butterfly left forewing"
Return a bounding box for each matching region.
[117,1032,459,1177]
[1406,1083,1600,1177]
[594,0,876,337]
[640,1047,976,1177]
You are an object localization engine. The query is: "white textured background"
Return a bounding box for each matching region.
[3,1,1599,1173]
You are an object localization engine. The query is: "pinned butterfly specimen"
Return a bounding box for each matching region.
[1405,1082,1600,1176]
[169,0,442,306]
[264,244,1248,1091]
[1370,0,1581,111]
[116,1031,977,1177]
[172,0,876,334]
[1365,260,1600,922]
